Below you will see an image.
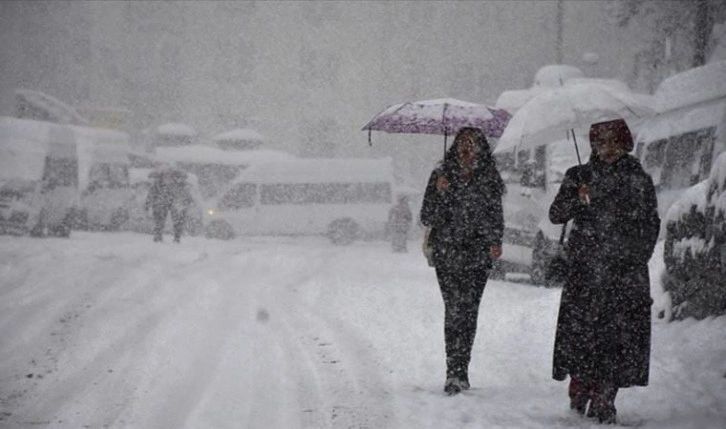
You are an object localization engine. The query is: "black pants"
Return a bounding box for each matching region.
[436,266,489,380]
[153,207,186,241]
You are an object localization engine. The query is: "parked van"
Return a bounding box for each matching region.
[0,116,135,234]
[634,61,726,319]
[204,158,394,244]
[74,127,134,231]
[0,117,79,237]
[634,60,726,224]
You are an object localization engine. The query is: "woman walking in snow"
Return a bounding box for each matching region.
[420,127,505,395]
[550,119,660,424]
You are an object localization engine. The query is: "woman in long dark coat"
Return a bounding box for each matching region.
[550,119,660,423]
[420,127,505,395]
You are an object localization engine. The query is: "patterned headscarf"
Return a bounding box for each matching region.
[589,118,634,152]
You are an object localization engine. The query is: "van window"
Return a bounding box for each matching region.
[260,182,392,205]
[89,163,130,189]
[660,127,716,189]
[219,183,256,209]
[644,139,667,170]
[42,156,78,189]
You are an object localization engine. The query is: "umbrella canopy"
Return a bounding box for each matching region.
[362,98,511,143]
[494,83,655,156]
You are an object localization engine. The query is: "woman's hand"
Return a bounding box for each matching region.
[489,245,502,260]
[436,176,450,191]
[578,184,591,205]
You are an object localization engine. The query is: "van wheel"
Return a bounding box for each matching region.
[327,218,359,245]
[205,219,235,240]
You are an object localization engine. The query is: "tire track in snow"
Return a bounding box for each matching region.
[255,246,395,429]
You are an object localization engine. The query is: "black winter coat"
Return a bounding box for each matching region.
[420,161,504,271]
[550,154,660,387]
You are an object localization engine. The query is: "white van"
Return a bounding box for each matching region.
[204,158,394,244]
[634,60,726,224]
[74,127,134,231]
[0,117,79,237]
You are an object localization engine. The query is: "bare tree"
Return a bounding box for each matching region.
[606,0,726,91]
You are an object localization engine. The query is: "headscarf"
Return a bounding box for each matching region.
[589,118,634,152]
[444,127,505,196]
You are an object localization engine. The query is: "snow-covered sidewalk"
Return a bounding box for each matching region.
[1,233,724,428]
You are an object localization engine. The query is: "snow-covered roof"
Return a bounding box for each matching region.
[212,128,264,142]
[155,145,295,166]
[636,101,725,144]
[157,122,198,137]
[655,61,726,113]
[533,65,584,88]
[232,157,394,185]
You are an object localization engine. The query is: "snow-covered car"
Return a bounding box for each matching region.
[660,152,726,320]
[124,168,204,237]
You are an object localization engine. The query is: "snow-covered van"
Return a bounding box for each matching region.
[0,117,79,236]
[74,127,134,231]
[634,60,726,227]
[204,158,395,244]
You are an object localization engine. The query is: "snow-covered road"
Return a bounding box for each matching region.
[1,233,724,428]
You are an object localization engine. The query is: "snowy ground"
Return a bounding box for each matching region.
[1,232,725,429]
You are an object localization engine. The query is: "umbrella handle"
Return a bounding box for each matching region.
[571,129,582,166]
[443,130,448,158]
[368,128,372,146]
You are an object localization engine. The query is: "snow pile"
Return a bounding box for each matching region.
[664,180,709,225]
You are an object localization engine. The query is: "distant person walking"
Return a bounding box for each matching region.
[388,195,412,252]
[145,169,193,243]
[420,127,505,395]
[549,119,660,424]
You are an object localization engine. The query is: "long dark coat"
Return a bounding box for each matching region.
[550,154,660,387]
[420,160,504,271]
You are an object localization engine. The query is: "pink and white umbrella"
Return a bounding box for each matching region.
[362,98,511,148]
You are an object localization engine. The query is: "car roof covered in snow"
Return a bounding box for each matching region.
[232,157,394,185]
[155,145,295,166]
[655,60,726,113]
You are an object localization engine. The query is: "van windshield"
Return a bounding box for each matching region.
[644,127,716,189]
[42,156,78,189]
[260,182,392,205]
